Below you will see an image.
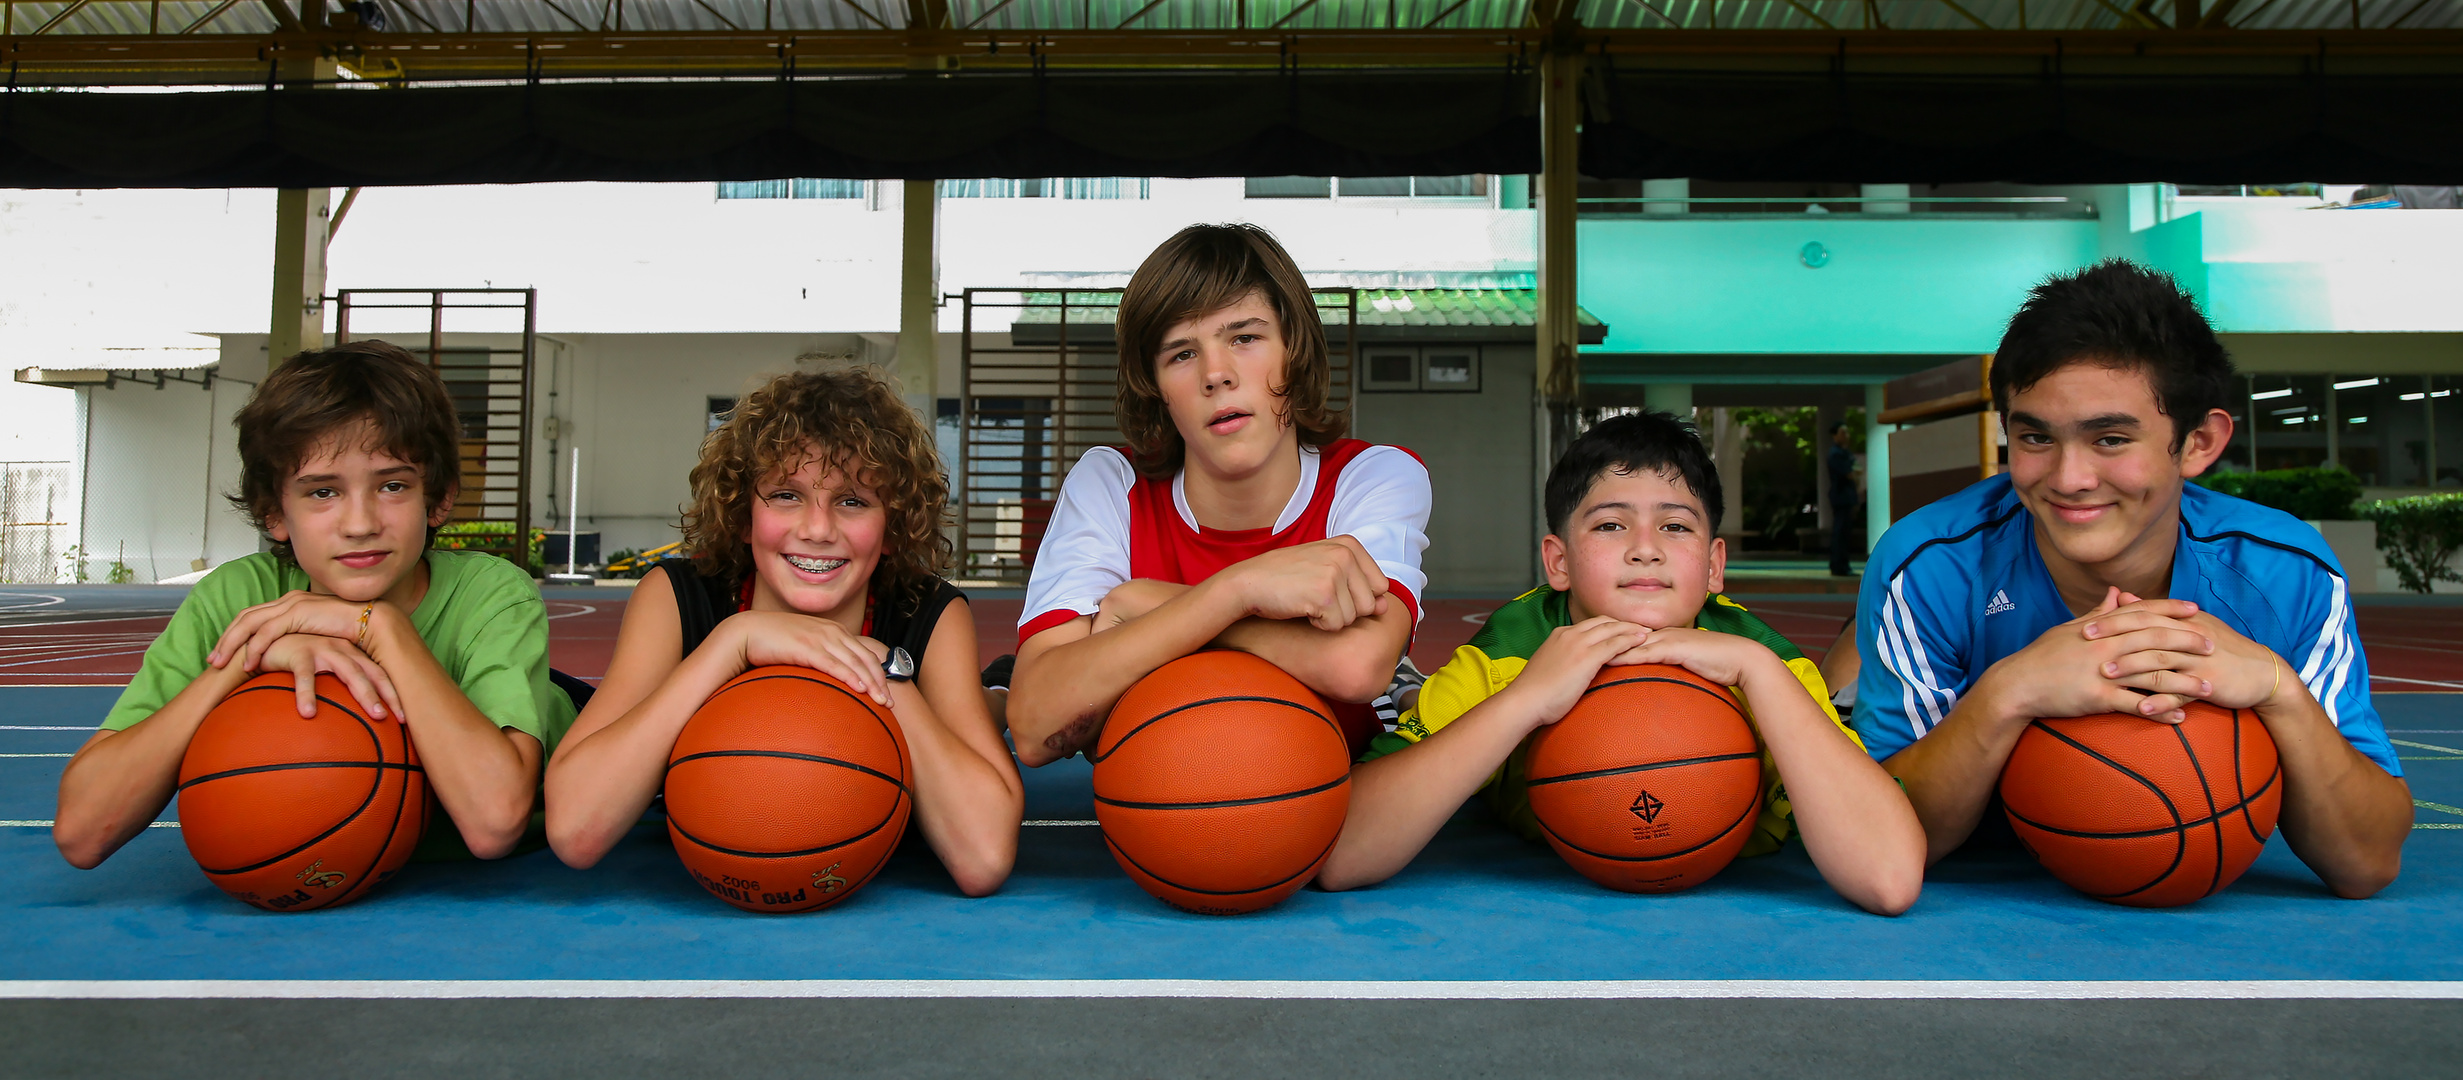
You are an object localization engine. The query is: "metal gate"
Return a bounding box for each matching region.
[954,288,1356,585]
[333,289,538,564]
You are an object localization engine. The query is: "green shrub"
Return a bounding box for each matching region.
[2358,494,2463,595]
[2197,467,2362,521]
[432,521,547,578]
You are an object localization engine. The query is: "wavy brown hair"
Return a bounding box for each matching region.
[229,340,462,564]
[1114,223,1347,478]
[680,367,953,600]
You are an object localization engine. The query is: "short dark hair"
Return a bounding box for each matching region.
[1545,410,1723,537]
[1114,223,1346,479]
[230,340,462,563]
[1989,259,2235,452]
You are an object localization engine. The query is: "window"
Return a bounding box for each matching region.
[716,179,867,200]
[707,397,737,433]
[1249,175,1490,199]
[936,178,1150,199]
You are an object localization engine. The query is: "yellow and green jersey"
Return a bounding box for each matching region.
[1360,587,1857,857]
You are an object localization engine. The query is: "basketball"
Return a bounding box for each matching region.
[1092,651,1352,915]
[663,665,912,913]
[2000,702,2281,908]
[176,672,429,912]
[1524,664,1764,894]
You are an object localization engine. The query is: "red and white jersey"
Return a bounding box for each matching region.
[1018,439,1432,645]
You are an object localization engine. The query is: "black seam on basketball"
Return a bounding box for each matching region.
[1092,773,1350,811]
[1576,675,1745,723]
[1100,821,1339,899]
[2239,762,2282,843]
[1535,792,1761,864]
[667,791,904,860]
[192,706,392,877]
[1523,751,1760,788]
[1092,694,1338,765]
[331,748,418,909]
[666,749,910,795]
[178,760,425,791]
[2016,723,2186,899]
[2001,784,2279,840]
[2172,722,2227,900]
[2233,709,2276,843]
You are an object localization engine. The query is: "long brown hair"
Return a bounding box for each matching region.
[1113,223,1346,478]
[679,367,952,599]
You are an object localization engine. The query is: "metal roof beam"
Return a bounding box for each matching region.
[180,0,249,33]
[33,0,101,34]
[259,0,301,31]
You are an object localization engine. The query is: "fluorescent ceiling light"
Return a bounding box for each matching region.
[2270,406,2307,415]
[2334,378,2380,390]
[2281,417,2306,425]
[2348,416,2368,424]
[2252,388,2294,401]
[2403,393,2427,401]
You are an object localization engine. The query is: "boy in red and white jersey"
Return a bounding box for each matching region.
[1007,224,1431,767]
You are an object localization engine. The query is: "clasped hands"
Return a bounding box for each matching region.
[2002,586,2291,726]
[205,590,405,723]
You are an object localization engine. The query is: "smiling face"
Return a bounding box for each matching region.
[2005,362,2232,580]
[743,446,887,626]
[265,423,453,604]
[1152,290,1300,483]
[1542,465,1725,630]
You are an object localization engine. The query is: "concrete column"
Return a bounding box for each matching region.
[267,56,338,366]
[1866,382,1892,545]
[1861,183,1911,213]
[1711,407,1747,542]
[1535,49,1584,567]
[1643,177,1689,214]
[2324,380,2339,469]
[896,178,941,415]
[1643,383,1692,416]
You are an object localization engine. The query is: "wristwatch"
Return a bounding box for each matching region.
[882,647,916,683]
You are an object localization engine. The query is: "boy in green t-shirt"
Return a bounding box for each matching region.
[1318,411,1925,915]
[55,341,575,870]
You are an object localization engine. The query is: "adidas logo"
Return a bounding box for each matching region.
[1984,589,2016,617]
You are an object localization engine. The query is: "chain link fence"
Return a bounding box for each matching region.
[1,462,74,584]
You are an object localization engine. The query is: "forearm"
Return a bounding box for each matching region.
[889,682,1024,896]
[54,662,252,868]
[1880,667,2030,865]
[1319,691,1540,891]
[1009,577,1249,766]
[366,613,540,858]
[545,644,744,867]
[2260,690,2412,898]
[1743,666,1923,914]
[1212,604,1410,704]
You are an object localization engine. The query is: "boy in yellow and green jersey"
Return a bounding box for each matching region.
[1317,411,1926,915]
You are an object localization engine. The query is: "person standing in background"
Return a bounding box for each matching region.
[1828,423,1859,577]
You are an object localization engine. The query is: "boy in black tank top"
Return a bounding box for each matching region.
[543,369,1024,896]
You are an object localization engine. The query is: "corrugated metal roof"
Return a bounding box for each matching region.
[12,0,2453,36]
[1356,287,1605,328]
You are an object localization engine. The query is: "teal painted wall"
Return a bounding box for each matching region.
[1577,216,2099,355]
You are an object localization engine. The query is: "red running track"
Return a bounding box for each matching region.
[7,592,2460,692]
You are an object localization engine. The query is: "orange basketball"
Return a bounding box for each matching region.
[663,665,912,913]
[2000,701,2281,908]
[1092,651,1351,915]
[176,672,429,912]
[1524,664,1763,893]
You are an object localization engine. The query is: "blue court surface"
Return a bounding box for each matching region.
[7,685,2463,1077]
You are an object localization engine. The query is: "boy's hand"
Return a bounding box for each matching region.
[1227,537,1389,631]
[729,611,895,706]
[208,590,385,674]
[1618,626,1780,689]
[259,633,407,723]
[2096,604,2287,714]
[1503,616,1651,729]
[1982,586,2212,725]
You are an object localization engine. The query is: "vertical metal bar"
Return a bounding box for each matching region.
[2425,376,2440,486]
[150,0,160,33]
[521,289,538,561]
[959,288,974,579]
[334,290,351,343]
[428,290,444,372]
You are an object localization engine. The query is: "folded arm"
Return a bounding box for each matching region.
[54,660,255,869]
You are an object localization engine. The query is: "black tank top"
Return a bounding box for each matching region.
[657,559,966,668]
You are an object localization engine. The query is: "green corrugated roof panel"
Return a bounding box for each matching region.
[1355,288,1603,329]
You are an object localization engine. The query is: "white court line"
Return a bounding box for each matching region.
[1022,820,1096,827]
[1,979,2458,1001]
[547,604,597,620]
[0,593,67,613]
[0,753,70,758]
[2392,738,2463,755]
[2372,675,2463,689]
[0,648,148,670]
[0,726,99,731]
[0,820,173,828]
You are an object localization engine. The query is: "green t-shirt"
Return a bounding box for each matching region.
[104,549,577,854]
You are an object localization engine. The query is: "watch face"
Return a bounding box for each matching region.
[885,647,916,681]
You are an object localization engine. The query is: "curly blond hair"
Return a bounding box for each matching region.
[680,367,952,600]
